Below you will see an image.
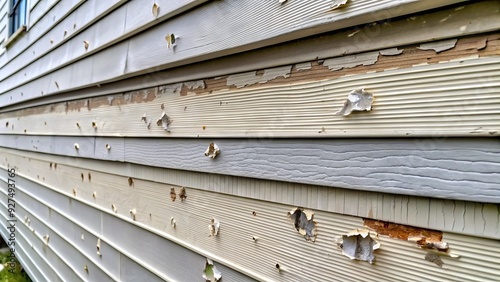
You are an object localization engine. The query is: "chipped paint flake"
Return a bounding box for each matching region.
[287,207,317,241]
[379,48,403,56]
[323,51,379,71]
[184,80,206,90]
[336,229,380,263]
[209,218,220,237]
[335,88,373,116]
[203,258,222,282]
[227,65,292,88]
[295,62,312,71]
[331,0,348,10]
[204,143,220,159]
[418,39,458,53]
[159,83,183,95]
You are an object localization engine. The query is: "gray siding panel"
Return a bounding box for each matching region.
[1,135,499,202]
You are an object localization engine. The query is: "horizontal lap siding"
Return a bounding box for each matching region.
[0,165,498,281]
[2,148,499,237]
[1,53,499,137]
[0,0,472,107]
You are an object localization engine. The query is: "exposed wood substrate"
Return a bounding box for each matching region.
[0,0,482,107]
[1,170,499,281]
[0,33,499,138]
[2,148,499,237]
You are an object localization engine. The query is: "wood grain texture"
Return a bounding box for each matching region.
[2,1,499,112]
[2,55,499,137]
[1,172,499,282]
[0,0,473,107]
[2,147,499,238]
[0,0,209,96]
[0,175,258,282]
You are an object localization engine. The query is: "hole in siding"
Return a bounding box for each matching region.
[84,264,89,273]
[287,207,317,242]
[106,144,111,150]
[49,163,52,169]
[54,163,57,169]
[209,218,220,237]
[92,121,97,129]
[84,40,89,50]
[72,189,77,197]
[170,217,176,228]
[5,122,8,127]
[252,211,257,216]
[335,229,380,264]
[252,236,258,242]
[76,122,80,128]
[179,187,187,201]
[74,143,80,150]
[202,258,222,282]
[92,192,97,199]
[141,113,147,123]
[43,235,49,245]
[128,177,134,186]
[111,204,117,213]
[156,112,172,132]
[170,187,177,201]
[165,34,176,49]
[81,173,84,181]
[425,252,444,267]
[96,238,101,256]
[204,143,220,159]
[88,173,91,182]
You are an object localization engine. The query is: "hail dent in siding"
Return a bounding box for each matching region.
[287,207,317,241]
[331,0,348,10]
[335,229,380,263]
[179,187,187,201]
[202,258,222,282]
[130,208,137,221]
[96,238,101,256]
[418,39,458,53]
[170,187,177,201]
[335,88,373,116]
[209,218,220,237]
[152,2,160,17]
[425,252,444,267]
[204,143,220,159]
[156,112,172,132]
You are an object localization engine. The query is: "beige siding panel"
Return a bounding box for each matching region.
[0,0,209,96]
[0,0,474,107]
[1,148,498,239]
[1,166,499,281]
[2,56,499,137]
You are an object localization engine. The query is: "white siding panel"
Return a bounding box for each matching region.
[28,0,60,28]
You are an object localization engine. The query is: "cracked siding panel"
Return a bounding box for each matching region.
[3,43,500,137]
[2,148,499,239]
[1,0,472,107]
[1,169,499,281]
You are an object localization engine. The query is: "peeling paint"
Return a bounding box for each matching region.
[379,48,404,56]
[226,65,292,88]
[204,143,220,159]
[287,207,317,241]
[202,258,222,282]
[156,112,172,132]
[335,229,380,263]
[425,252,444,267]
[323,51,379,71]
[418,39,458,53]
[209,218,220,237]
[170,187,176,201]
[330,0,348,10]
[183,80,206,91]
[335,88,373,116]
[295,62,312,71]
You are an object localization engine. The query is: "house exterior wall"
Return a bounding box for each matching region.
[0,0,499,281]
